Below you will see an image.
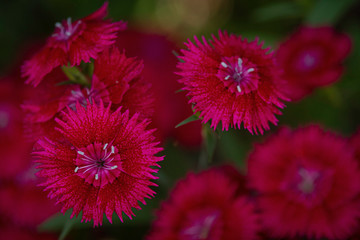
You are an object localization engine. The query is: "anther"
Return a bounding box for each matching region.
[111,165,118,170]
[237,85,241,93]
[77,151,85,155]
[238,58,243,67]
[103,143,108,150]
[74,167,79,173]
[221,62,228,68]
[247,68,254,73]
[224,75,230,80]
[111,146,115,154]
[95,174,99,180]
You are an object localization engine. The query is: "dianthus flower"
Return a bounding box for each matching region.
[248,125,360,239]
[177,30,288,134]
[147,168,258,240]
[22,46,153,141]
[22,2,126,86]
[33,102,163,226]
[276,26,352,101]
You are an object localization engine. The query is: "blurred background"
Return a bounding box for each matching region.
[0,0,360,239]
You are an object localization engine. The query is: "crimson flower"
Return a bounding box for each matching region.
[276,26,352,101]
[177,30,288,134]
[147,168,258,240]
[21,2,126,86]
[248,125,360,239]
[34,102,163,226]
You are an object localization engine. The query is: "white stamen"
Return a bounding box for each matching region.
[74,167,79,173]
[221,62,228,68]
[55,22,62,28]
[95,174,99,180]
[247,68,254,73]
[77,151,85,155]
[111,165,118,170]
[103,143,108,150]
[237,85,241,93]
[238,58,243,67]
[224,75,230,80]
[111,146,115,154]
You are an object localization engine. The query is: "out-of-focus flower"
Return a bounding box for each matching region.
[147,167,258,240]
[276,26,352,101]
[116,29,202,148]
[21,2,126,86]
[248,125,360,239]
[0,79,34,179]
[34,102,163,226]
[0,180,59,228]
[22,46,153,141]
[178,30,288,134]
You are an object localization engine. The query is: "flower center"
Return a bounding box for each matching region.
[52,17,82,41]
[217,56,259,95]
[294,48,322,72]
[180,209,222,240]
[297,168,319,195]
[74,142,122,187]
[66,87,101,110]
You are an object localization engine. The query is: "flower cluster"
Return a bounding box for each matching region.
[19,2,163,227]
[1,1,358,239]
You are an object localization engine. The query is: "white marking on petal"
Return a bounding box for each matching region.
[247,68,255,73]
[237,85,241,93]
[103,143,108,150]
[238,58,243,67]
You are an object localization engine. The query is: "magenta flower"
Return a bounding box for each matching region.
[147,168,258,240]
[178,30,288,134]
[276,26,352,101]
[33,102,163,226]
[21,2,126,86]
[248,125,360,239]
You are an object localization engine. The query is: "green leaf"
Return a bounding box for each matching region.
[305,0,357,25]
[61,65,90,87]
[175,114,200,128]
[80,61,94,78]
